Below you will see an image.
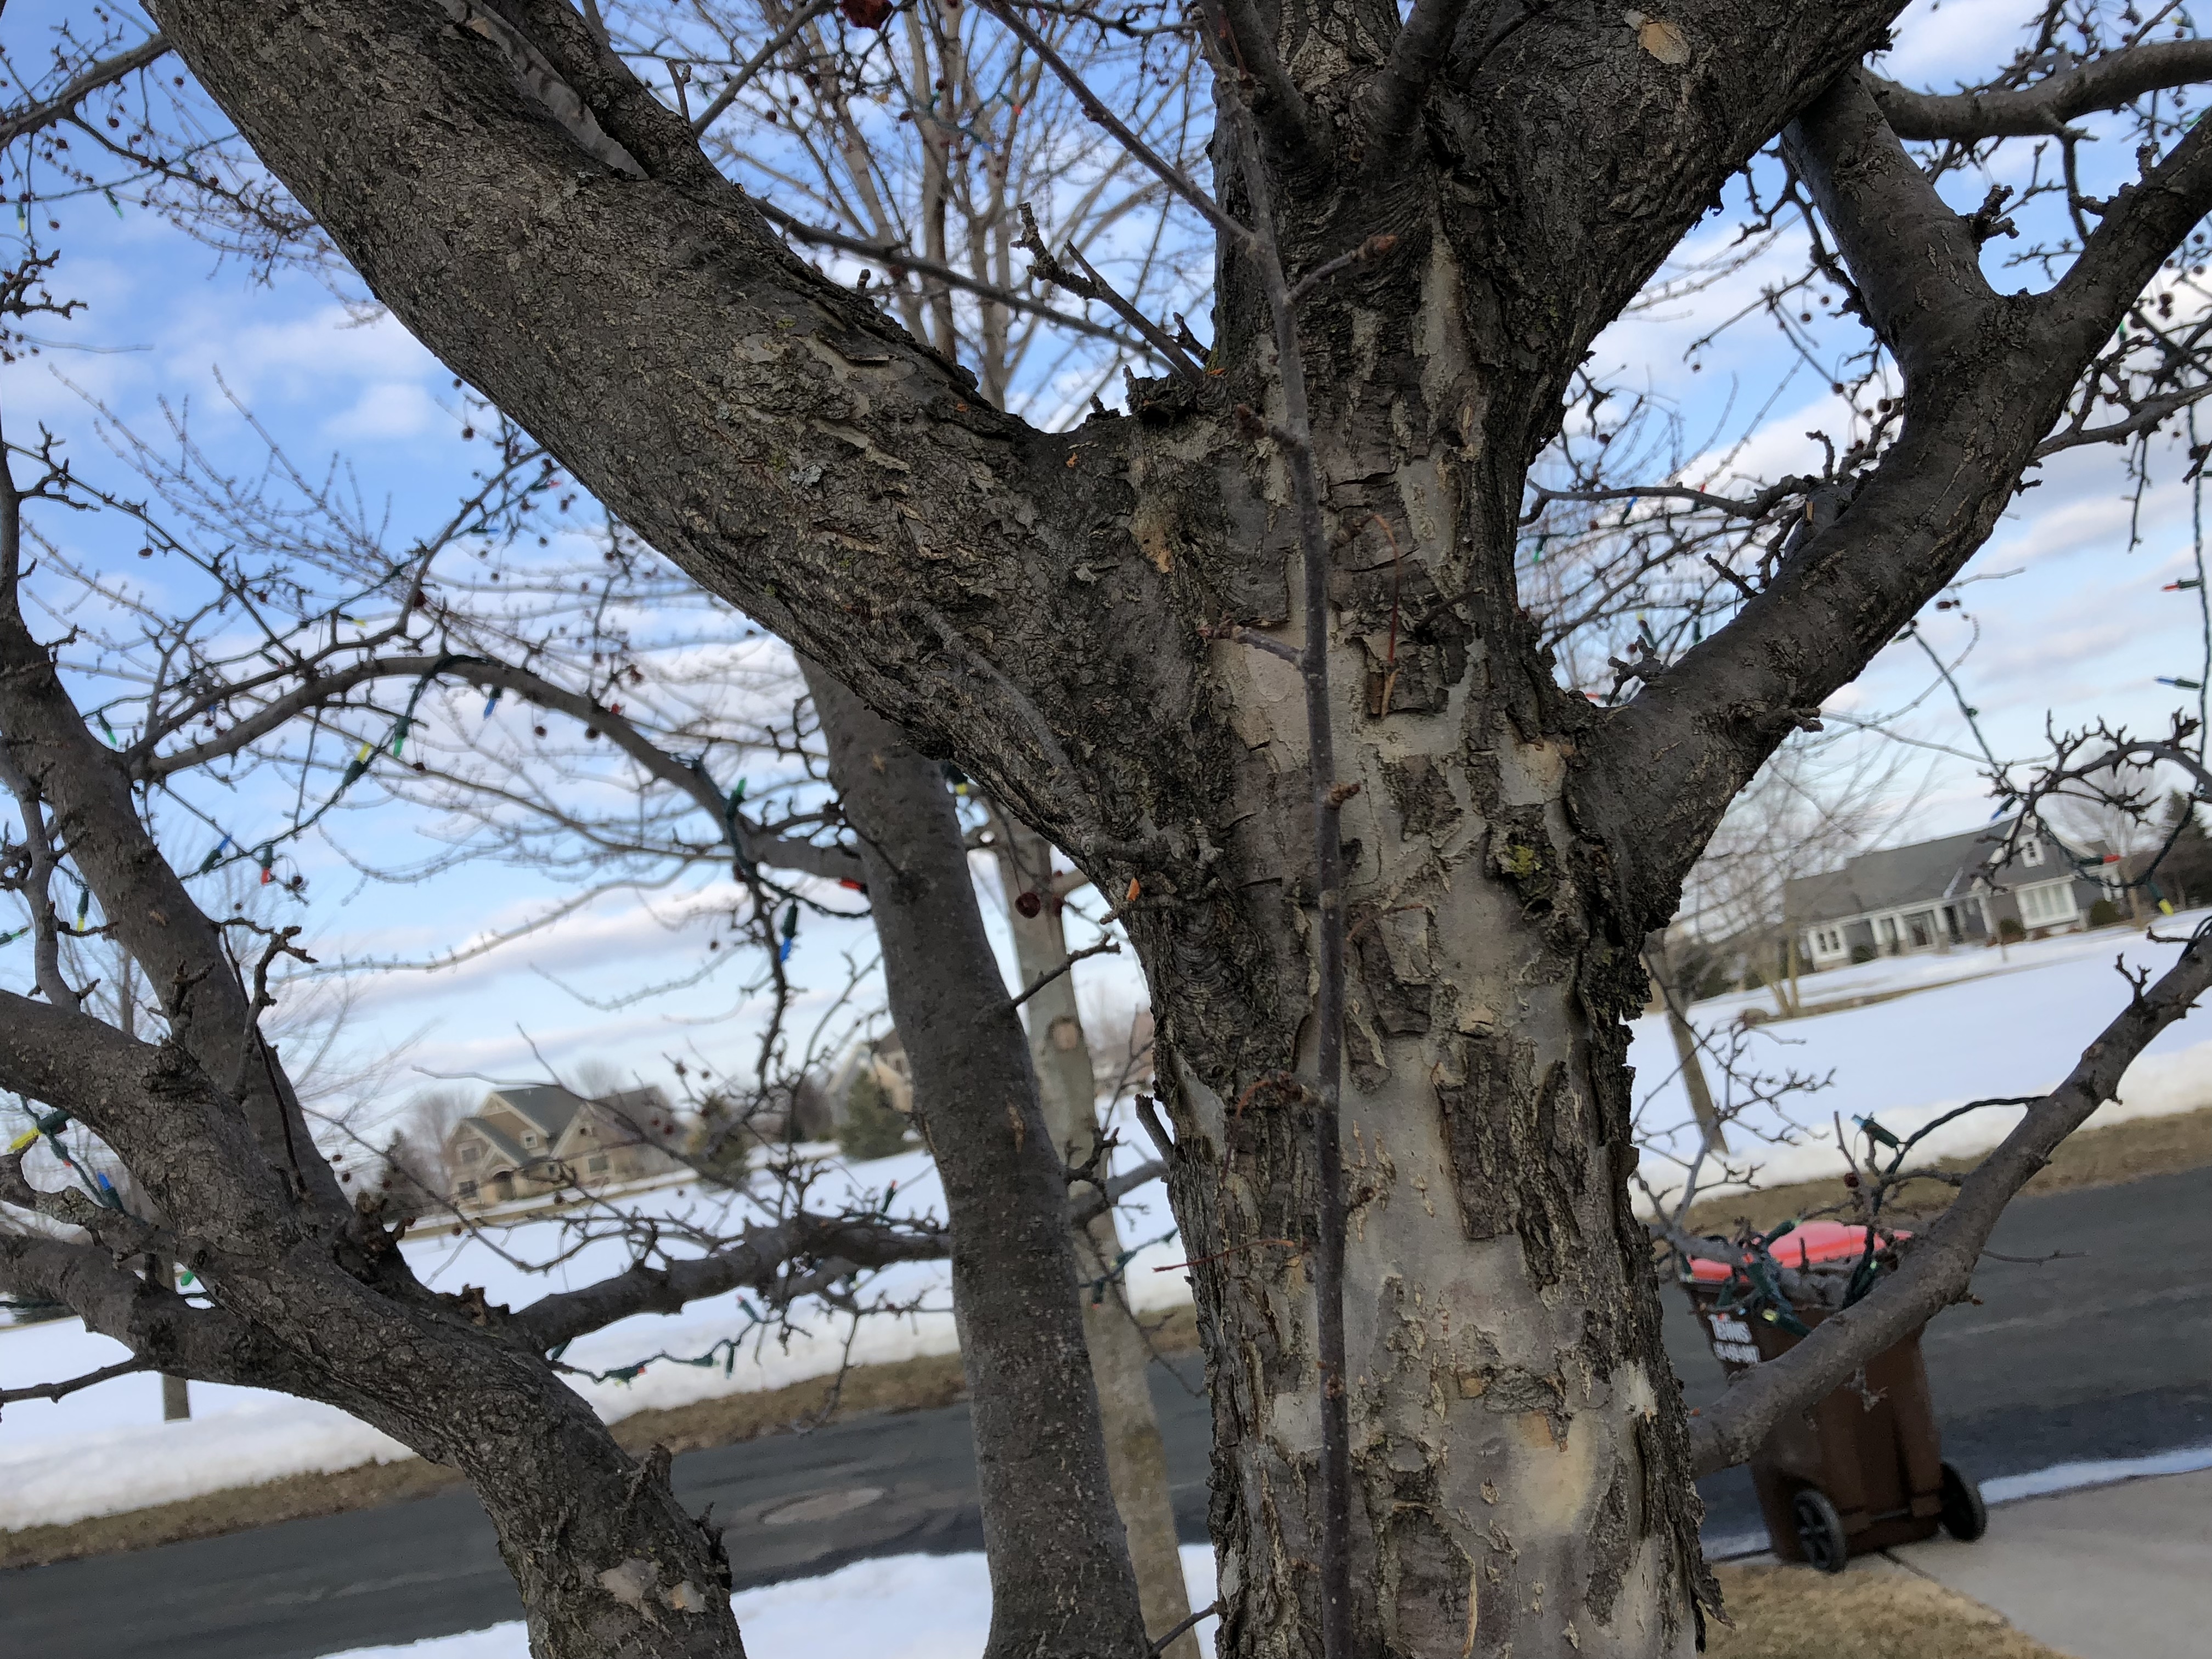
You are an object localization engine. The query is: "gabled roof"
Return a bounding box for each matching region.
[1784,817,2102,927]
[484,1084,592,1141]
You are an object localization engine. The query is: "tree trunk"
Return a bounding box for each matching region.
[804,662,1151,1659]
[1643,940,1724,1155]
[985,806,1200,1659]
[137,6,1947,1652]
[1133,723,1712,1658]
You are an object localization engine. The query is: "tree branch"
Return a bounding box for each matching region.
[0,34,171,148]
[1009,936,1121,1010]
[0,424,342,1206]
[981,0,1248,245]
[756,196,1148,353]
[0,1227,314,1393]
[1195,0,1315,160]
[1365,0,1469,146]
[0,1354,153,1408]
[687,0,839,136]
[1012,204,1204,381]
[1690,922,2212,1474]
[1781,71,1994,374]
[1579,75,2212,912]
[0,986,286,1232]
[511,1211,949,1350]
[138,651,865,884]
[1872,41,2212,141]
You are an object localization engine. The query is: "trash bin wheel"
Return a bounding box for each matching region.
[1938,1462,1987,1543]
[1791,1488,1849,1574]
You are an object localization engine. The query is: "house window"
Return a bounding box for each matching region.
[521,1132,540,1149]
[460,1143,480,1163]
[2019,881,2078,927]
[2019,838,2045,868]
[1905,911,1935,950]
[586,1155,610,1173]
[457,1180,477,1199]
[1814,928,1843,955]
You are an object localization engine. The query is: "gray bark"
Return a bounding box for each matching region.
[802,662,1150,1659]
[985,805,1199,1659]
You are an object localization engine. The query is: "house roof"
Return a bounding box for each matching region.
[484,1084,591,1140]
[1784,818,2102,927]
[579,1086,668,1146]
[456,1116,531,1168]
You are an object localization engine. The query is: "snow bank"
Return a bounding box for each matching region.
[313,1545,1221,1659]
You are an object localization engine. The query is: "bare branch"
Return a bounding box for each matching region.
[1872,41,2212,141]
[1366,0,1469,145]
[0,34,171,148]
[0,1355,153,1408]
[687,0,840,134]
[1014,205,1206,381]
[983,0,1248,245]
[511,1210,950,1350]
[757,197,1147,353]
[1009,936,1121,1011]
[1193,0,1313,158]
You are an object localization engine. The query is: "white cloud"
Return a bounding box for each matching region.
[323,379,444,442]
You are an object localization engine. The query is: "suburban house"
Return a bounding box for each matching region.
[444,1084,679,1209]
[1786,820,2123,970]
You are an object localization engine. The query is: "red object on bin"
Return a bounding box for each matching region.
[1687,1221,1910,1283]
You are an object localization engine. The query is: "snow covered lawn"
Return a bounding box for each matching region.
[4,912,2208,1534]
[312,1547,1220,1659]
[1626,910,2212,1204]
[0,1141,1189,1531]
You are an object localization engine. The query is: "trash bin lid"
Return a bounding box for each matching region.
[1686,1220,1910,1282]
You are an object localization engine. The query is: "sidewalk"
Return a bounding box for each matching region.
[1881,1466,2212,1659]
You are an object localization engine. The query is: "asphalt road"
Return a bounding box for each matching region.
[4,1167,2205,1659]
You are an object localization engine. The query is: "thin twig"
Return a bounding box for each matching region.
[690,0,840,135]
[757,198,1144,351]
[1014,204,1206,381]
[0,1355,153,1406]
[1287,234,1400,309]
[1009,936,1121,1010]
[982,0,1250,246]
[1148,1600,1223,1656]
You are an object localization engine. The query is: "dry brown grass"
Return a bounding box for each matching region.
[1683,1104,2212,1239]
[0,1306,1201,1571]
[1708,1562,2068,1658]
[0,1457,465,1572]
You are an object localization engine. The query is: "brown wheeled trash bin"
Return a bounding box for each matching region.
[1686,1221,1988,1571]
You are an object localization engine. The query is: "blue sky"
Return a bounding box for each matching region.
[4,0,2208,1126]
